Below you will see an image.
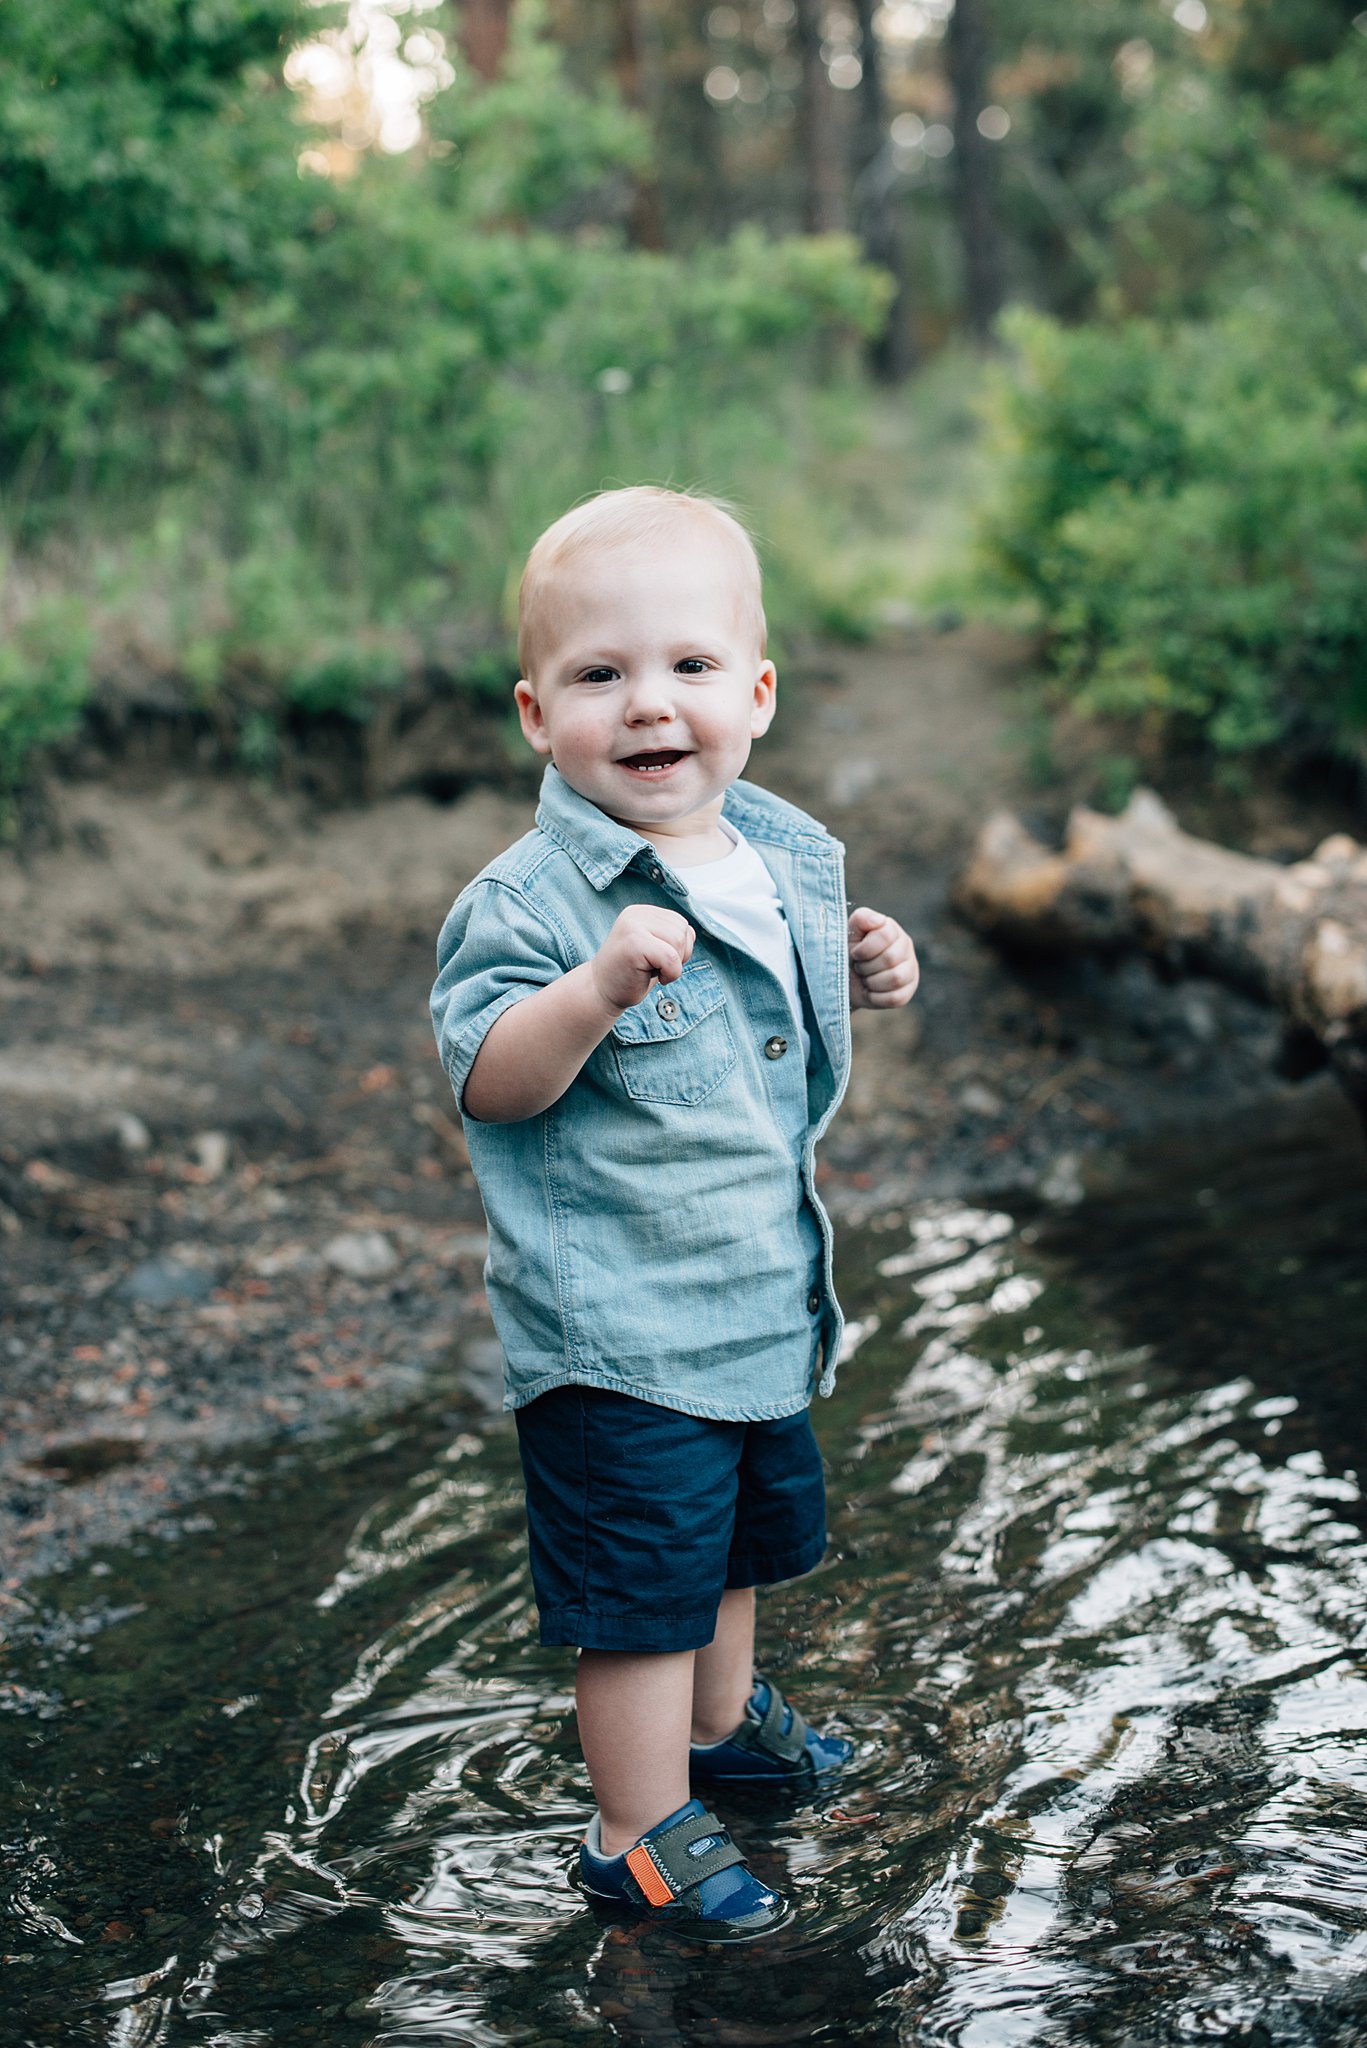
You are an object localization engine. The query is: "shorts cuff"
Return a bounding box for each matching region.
[538,1607,720,1654]
[725,1530,827,1591]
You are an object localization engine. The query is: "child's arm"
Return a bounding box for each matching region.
[848,907,920,1011]
[463,903,696,1123]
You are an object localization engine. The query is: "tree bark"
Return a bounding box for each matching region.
[610,0,666,247]
[851,0,915,378]
[458,0,512,81]
[794,0,847,234]
[945,0,1004,340]
[954,790,1367,1123]
[657,0,727,243]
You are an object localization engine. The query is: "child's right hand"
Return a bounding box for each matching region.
[591,905,696,1015]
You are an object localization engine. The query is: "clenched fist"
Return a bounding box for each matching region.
[848,907,919,1011]
[591,905,697,1015]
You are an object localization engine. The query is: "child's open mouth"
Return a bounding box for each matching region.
[618,750,688,774]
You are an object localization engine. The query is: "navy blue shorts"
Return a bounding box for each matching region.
[514,1385,828,1653]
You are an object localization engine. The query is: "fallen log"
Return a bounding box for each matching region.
[954,789,1367,1122]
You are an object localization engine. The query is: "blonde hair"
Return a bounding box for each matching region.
[517,486,767,677]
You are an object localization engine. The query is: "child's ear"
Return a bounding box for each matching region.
[750,660,778,739]
[514,679,553,756]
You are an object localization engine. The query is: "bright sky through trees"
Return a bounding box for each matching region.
[287,0,454,167]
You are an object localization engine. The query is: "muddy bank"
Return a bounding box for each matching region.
[0,627,1341,1601]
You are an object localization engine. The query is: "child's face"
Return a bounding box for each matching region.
[514,534,776,844]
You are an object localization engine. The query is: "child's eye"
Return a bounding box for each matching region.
[578,666,618,684]
[676,657,712,675]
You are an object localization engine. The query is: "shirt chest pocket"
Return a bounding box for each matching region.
[609,963,737,1106]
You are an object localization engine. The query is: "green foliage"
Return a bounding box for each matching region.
[427,15,650,222]
[0,0,323,459]
[979,25,1367,769]
[0,592,92,806]
[983,307,1367,759]
[0,3,893,796]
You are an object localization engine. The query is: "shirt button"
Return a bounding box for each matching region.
[646,863,664,884]
[764,1035,788,1060]
[656,995,678,1022]
[807,1288,822,1314]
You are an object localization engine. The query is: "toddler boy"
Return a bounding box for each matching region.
[430,487,918,1940]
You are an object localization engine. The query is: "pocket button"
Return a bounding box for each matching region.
[656,995,679,1022]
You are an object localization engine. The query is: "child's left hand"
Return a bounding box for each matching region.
[848,907,920,1011]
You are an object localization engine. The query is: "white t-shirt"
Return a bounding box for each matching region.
[678,819,810,1064]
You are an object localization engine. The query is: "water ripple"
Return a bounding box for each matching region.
[5,1118,1367,2044]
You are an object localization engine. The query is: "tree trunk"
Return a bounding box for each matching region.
[458,0,512,81]
[658,0,728,243]
[955,790,1367,1124]
[794,0,846,234]
[945,0,1004,340]
[851,0,915,378]
[610,0,666,247]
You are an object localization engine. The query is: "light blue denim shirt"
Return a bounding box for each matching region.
[430,765,852,1421]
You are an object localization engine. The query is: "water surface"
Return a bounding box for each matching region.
[5,1093,1367,2045]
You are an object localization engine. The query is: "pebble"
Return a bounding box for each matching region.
[192,1131,231,1179]
[247,1242,322,1278]
[1039,1152,1085,1206]
[323,1230,399,1280]
[118,1258,216,1306]
[114,1113,152,1156]
[958,1082,1004,1118]
[828,757,880,807]
[460,1336,506,1412]
[1176,990,1219,1046]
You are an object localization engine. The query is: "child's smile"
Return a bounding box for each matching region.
[618,747,688,775]
[514,536,777,852]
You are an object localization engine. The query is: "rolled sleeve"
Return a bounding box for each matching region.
[430,881,571,1116]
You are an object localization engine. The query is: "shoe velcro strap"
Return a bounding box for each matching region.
[624,1810,744,1907]
[755,1681,810,1765]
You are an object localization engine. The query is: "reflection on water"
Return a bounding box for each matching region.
[5,1095,1367,2045]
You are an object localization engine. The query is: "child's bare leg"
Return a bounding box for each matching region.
[690,1586,755,1743]
[576,1648,694,1855]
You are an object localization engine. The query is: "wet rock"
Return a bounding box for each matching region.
[34,1438,143,1483]
[323,1230,399,1280]
[118,1257,216,1306]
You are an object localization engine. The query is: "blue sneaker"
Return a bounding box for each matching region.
[689,1676,853,1785]
[578,1798,790,1942]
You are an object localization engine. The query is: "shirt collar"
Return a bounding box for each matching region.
[533,762,834,890]
[534,765,653,890]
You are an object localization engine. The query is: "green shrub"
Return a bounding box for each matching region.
[0,594,92,807]
[981,309,1367,761]
[978,35,1367,771]
[0,7,894,797]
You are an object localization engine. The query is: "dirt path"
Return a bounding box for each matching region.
[0,628,1300,1599]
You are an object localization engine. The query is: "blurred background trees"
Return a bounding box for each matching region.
[1,0,1364,806]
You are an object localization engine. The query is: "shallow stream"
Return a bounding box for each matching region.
[5,1093,1367,2045]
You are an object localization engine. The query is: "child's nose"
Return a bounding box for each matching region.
[624,673,675,723]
